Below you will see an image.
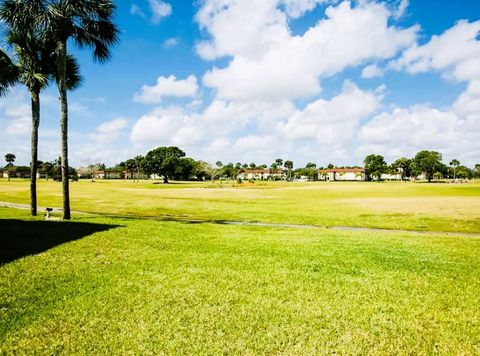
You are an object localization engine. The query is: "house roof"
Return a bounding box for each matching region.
[319,168,365,173]
[241,169,285,174]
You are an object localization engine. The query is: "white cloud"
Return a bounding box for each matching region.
[391,20,480,81]
[149,0,172,24]
[278,80,381,146]
[280,0,330,19]
[163,37,179,49]
[131,1,172,24]
[90,118,129,142]
[129,80,383,166]
[357,105,479,165]
[130,3,146,18]
[133,75,199,104]
[361,64,384,79]
[199,0,418,101]
[393,0,409,20]
[130,107,186,143]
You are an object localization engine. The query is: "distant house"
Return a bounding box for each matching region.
[1,167,31,179]
[124,170,146,180]
[319,168,366,181]
[36,171,47,179]
[381,173,402,180]
[237,169,286,180]
[95,169,123,179]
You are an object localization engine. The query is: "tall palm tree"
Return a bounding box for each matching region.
[2,0,119,219]
[46,0,119,219]
[1,17,54,214]
[0,22,81,216]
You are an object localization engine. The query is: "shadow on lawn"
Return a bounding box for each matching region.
[0,219,121,265]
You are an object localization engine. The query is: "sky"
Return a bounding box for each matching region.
[1,0,480,168]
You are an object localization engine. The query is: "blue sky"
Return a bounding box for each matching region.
[1,0,480,168]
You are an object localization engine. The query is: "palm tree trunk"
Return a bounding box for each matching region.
[30,89,40,216]
[58,41,71,220]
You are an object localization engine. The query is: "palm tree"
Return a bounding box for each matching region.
[46,0,119,219]
[1,29,50,215]
[2,0,119,219]
[0,22,81,216]
[284,160,293,181]
[449,159,460,180]
[4,153,16,181]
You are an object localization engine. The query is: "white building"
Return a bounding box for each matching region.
[319,168,366,181]
[237,169,286,180]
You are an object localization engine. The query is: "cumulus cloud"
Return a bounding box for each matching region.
[280,0,330,19]
[133,75,199,104]
[163,37,179,49]
[89,118,129,142]
[357,105,479,164]
[393,0,409,20]
[130,107,187,143]
[130,3,146,18]
[391,20,480,80]
[199,0,418,101]
[361,64,384,78]
[129,80,384,165]
[278,81,381,153]
[149,0,172,23]
[131,0,172,23]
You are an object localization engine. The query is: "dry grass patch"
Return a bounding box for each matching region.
[344,196,480,220]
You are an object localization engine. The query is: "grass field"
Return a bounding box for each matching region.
[1,180,480,353]
[0,179,479,233]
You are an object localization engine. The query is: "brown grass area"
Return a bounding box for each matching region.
[344,196,480,219]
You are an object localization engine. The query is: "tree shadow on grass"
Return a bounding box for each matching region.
[0,219,121,265]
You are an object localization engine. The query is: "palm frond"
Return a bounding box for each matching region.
[0,48,20,97]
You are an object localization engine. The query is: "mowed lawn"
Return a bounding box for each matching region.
[1,181,480,353]
[1,207,479,354]
[0,179,479,233]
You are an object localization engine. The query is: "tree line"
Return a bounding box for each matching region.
[363,151,479,182]
[73,148,480,183]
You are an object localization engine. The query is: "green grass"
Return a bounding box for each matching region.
[1,180,479,353]
[0,208,479,353]
[0,179,479,233]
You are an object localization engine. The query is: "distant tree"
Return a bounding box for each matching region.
[275,158,283,168]
[270,162,278,177]
[5,153,15,167]
[221,162,236,180]
[364,154,387,181]
[216,161,223,168]
[455,165,472,180]
[284,160,293,181]
[449,159,460,180]
[192,160,211,181]
[392,157,412,181]
[125,159,135,180]
[143,147,185,183]
[414,150,443,182]
[327,163,334,169]
[475,164,480,179]
[241,163,248,169]
[304,162,318,181]
[174,157,196,180]
[249,162,256,169]
[4,153,15,181]
[125,155,144,182]
[41,161,54,181]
